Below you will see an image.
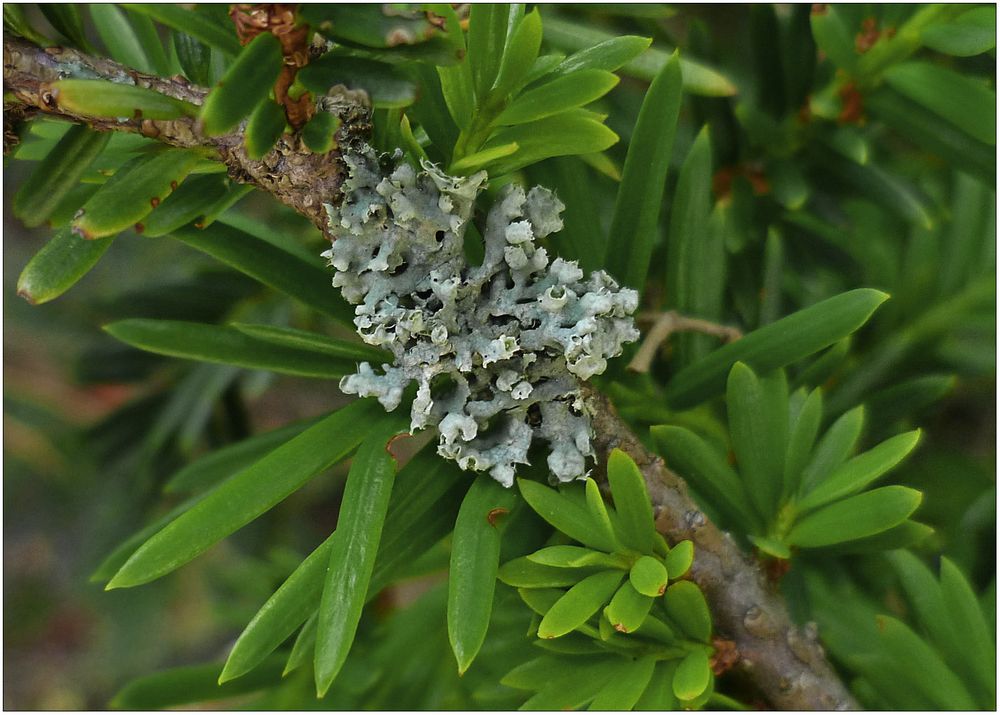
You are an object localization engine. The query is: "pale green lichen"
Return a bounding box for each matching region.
[324,147,638,486]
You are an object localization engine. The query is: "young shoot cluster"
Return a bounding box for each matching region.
[324,147,639,486]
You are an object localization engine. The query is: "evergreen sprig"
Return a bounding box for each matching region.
[3,3,994,711]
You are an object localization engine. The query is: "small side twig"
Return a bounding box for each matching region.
[628,310,743,373]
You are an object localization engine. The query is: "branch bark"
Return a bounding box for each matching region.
[5,34,857,711]
[3,36,370,239]
[583,385,857,710]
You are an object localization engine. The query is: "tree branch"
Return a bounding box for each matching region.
[3,36,370,239]
[629,310,743,373]
[5,35,857,711]
[583,384,858,710]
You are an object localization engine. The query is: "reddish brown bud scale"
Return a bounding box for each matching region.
[486,507,509,527]
[710,638,740,675]
[229,3,314,130]
[837,82,865,125]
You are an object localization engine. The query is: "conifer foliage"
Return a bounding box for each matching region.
[4,3,995,710]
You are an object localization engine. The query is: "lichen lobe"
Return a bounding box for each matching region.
[325,147,639,486]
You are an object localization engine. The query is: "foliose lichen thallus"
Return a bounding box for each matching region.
[324,147,639,487]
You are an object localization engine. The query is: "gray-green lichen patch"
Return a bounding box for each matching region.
[324,147,639,486]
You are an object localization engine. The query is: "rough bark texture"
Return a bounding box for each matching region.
[3,36,370,239]
[583,384,858,711]
[5,33,859,711]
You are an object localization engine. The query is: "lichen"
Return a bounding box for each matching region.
[324,147,639,486]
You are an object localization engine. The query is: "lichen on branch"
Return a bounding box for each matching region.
[324,147,640,486]
[4,34,862,707]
